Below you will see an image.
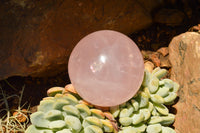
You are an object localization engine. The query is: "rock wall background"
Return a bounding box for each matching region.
[0,0,163,79]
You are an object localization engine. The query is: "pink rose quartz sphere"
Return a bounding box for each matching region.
[68,30,144,107]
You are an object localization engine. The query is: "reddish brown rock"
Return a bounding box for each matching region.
[0,0,162,80]
[160,55,171,68]
[169,32,200,133]
[150,53,161,67]
[157,47,169,56]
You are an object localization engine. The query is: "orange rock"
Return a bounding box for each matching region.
[157,47,169,56]
[169,32,200,133]
[13,109,28,123]
[150,53,161,67]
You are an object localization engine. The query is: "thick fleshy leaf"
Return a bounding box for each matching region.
[25,125,53,133]
[119,103,133,118]
[150,94,165,104]
[62,105,80,118]
[162,126,176,133]
[142,70,151,87]
[131,110,144,125]
[84,125,103,133]
[90,109,105,119]
[131,123,147,133]
[65,115,82,132]
[30,111,50,128]
[75,104,91,118]
[84,116,103,128]
[153,68,167,79]
[110,105,120,118]
[56,129,72,133]
[147,102,154,113]
[47,87,64,97]
[38,100,54,113]
[140,108,151,121]
[53,99,69,110]
[49,120,66,131]
[146,124,162,133]
[148,76,159,94]
[160,114,175,126]
[154,103,169,116]
[119,126,137,133]
[148,116,163,124]
[156,87,169,97]
[164,92,177,103]
[100,119,114,132]
[131,99,139,112]
[119,117,133,126]
[44,110,64,121]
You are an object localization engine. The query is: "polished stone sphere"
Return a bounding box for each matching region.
[68,30,144,107]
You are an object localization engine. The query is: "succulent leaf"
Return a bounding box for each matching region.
[150,94,165,104]
[131,110,144,125]
[153,68,167,79]
[148,76,159,94]
[90,109,105,119]
[84,125,103,133]
[65,115,82,132]
[154,103,169,116]
[47,87,64,97]
[49,120,66,131]
[148,116,163,124]
[38,100,54,113]
[146,123,162,133]
[110,105,120,118]
[162,126,176,133]
[30,111,50,128]
[119,117,133,126]
[75,103,91,118]
[62,105,80,118]
[100,119,114,132]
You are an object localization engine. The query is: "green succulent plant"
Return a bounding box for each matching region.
[112,67,179,133]
[25,87,115,133]
[25,67,179,133]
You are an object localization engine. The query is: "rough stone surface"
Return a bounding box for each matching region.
[169,32,200,133]
[0,0,161,80]
[141,49,171,68]
[157,47,169,57]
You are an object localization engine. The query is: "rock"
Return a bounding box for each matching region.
[157,47,169,57]
[141,50,154,59]
[137,0,163,12]
[160,55,171,68]
[169,32,200,133]
[0,0,160,80]
[154,8,185,26]
[150,53,161,67]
